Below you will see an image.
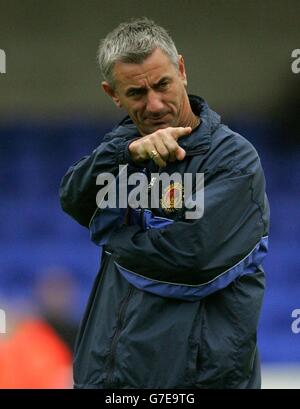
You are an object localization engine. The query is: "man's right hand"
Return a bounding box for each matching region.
[128,126,192,168]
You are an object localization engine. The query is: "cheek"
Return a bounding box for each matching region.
[168,93,182,112]
[131,102,146,118]
[168,85,183,105]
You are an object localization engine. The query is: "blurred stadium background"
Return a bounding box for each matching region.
[0,0,299,388]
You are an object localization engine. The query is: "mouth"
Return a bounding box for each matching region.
[145,114,170,123]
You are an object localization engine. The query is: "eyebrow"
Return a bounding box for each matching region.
[125,76,171,97]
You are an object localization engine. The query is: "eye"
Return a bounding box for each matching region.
[127,88,145,98]
[155,79,170,91]
[129,90,139,96]
[158,81,168,89]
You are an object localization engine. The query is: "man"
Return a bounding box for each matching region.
[60,18,270,389]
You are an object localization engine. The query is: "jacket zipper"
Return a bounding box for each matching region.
[105,285,134,387]
[185,147,208,156]
[141,208,145,230]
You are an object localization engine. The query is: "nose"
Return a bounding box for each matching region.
[145,90,165,115]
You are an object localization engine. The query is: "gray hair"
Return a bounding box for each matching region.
[98,17,179,89]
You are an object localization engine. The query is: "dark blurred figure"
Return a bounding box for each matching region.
[34,267,79,351]
[0,297,72,388]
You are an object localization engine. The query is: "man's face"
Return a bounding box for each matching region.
[102,48,189,135]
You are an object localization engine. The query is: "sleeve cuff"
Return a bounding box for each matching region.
[105,224,141,255]
[119,139,149,168]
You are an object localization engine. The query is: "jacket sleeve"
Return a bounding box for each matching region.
[105,153,269,293]
[59,131,142,227]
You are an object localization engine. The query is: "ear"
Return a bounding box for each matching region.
[178,55,187,87]
[101,81,122,107]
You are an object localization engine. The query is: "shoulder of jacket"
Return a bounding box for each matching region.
[102,125,139,143]
[204,124,261,175]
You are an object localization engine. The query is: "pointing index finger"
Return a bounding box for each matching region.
[172,127,192,140]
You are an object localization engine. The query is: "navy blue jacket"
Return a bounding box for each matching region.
[60,96,270,388]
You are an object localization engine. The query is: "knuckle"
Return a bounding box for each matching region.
[169,142,179,151]
[155,129,164,137]
[148,134,158,143]
[143,139,152,148]
[161,151,169,160]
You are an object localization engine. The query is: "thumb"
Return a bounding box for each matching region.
[175,146,186,161]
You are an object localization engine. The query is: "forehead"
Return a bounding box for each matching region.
[113,48,177,88]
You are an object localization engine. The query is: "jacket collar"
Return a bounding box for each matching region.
[114,95,220,154]
[180,95,220,154]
